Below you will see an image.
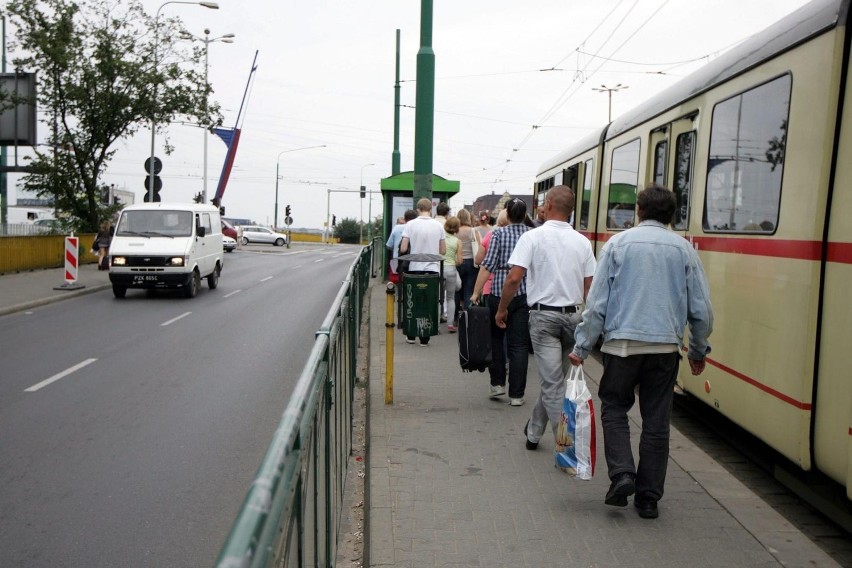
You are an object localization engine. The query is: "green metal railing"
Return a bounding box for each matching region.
[216,242,374,568]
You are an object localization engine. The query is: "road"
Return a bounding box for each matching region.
[0,244,362,567]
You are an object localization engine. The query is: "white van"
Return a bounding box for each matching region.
[108,202,223,298]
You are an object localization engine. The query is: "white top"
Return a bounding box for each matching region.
[402,215,446,272]
[507,220,596,306]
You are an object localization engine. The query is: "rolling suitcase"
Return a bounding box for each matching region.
[458,304,492,372]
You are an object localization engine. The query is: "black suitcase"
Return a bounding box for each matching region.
[458,304,492,372]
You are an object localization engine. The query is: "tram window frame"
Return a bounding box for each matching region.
[579,158,593,231]
[703,74,790,234]
[673,131,695,230]
[653,140,667,186]
[607,138,640,230]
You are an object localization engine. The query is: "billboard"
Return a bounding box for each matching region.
[0,72,37,146]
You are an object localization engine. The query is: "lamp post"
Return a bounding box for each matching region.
[148,1,220,204]
[274,144,326,230]
[181,28,234,204]
[592,83,628,123]
[360,163,374,244]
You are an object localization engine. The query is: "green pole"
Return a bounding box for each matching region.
[392,29,401,176]
[413,0,434,205]
[1,16,8,226]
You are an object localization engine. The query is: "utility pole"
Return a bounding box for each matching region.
[413,0,435,204]
[592,83,628,122]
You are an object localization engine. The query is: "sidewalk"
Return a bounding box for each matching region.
[0,263,111,317]
[366,283,841,568]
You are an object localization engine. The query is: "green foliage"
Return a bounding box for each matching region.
[333,217,362,244]
[6,0,223,232]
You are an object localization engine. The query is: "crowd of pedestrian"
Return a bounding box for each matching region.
[388,185,713,520]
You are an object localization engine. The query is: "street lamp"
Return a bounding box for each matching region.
[592,83,628,123]
[360,163,375,244]
[274,145,327,238]
[148,1,220,204]
[181,28,234,204]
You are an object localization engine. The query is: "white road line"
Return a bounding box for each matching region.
[314,258,326,263]
[223,289,242,298]
[161,311,192,327]
[260,276,273,282]
[25,358,97,392]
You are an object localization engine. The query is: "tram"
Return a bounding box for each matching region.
[534,0,852,502]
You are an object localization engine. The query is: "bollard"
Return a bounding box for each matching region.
[54,234,86,291]
[385,281,395,404]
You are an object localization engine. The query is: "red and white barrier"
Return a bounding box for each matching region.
[64,235,79,284]
[54,234,85,291]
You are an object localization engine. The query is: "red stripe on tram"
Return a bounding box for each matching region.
[706,357,813,410]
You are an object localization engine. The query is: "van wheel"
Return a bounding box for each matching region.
[184,270,200,298]
[274,238,284,246]
[241,237,249,245]
[112,285,127,298]
[207,264,220,289]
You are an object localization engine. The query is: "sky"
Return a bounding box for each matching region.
[7,0,814,231]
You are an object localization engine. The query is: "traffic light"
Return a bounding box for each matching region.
[332,214,337,226]
[285,205,291,217]
[143,157,162,202]
[360,185,366,199]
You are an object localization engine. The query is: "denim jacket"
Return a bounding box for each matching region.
[572,220,713,360]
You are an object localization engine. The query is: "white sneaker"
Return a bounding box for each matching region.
[489,385,506,398]
[405,338,415,344]
[509,398,524,406]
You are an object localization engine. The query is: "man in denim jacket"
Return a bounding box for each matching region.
[569,184,713,520]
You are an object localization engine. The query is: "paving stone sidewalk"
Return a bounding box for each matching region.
[366,283,839,568]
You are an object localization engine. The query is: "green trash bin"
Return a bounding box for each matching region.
[399,255,443,337]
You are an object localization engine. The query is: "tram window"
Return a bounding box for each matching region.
[704,74,790,233]
[579,158,593,230]
[607,139,640,230]
[653,141,667,186]
[673,131,695,230]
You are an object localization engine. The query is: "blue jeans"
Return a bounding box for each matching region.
[457,259,477,310]
[598,352,680,502]
[486,294,530,398]
[526,310,581,443]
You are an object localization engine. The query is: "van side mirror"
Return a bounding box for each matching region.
[197,226,206,237]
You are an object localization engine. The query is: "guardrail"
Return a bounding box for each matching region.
[216,241,374,568]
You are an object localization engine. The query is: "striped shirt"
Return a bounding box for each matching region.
[481,223,529,297]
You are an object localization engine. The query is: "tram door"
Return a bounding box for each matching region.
[647,117,698,236]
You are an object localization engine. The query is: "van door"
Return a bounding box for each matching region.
[195,212,215,276]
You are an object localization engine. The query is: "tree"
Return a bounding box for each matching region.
[5,0,222,232]
[333,217,362,244]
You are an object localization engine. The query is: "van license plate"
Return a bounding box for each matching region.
[133,275,159,283]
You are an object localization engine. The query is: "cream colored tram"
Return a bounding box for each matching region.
[535,0,852,501]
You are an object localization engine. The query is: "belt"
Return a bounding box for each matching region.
[531,303,578,313]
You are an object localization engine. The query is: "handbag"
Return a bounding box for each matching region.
[555,365,596,480]
[470,231,480,268]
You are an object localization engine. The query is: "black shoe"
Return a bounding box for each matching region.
[523,420,538,451]
[604,473,635,507]
[634,498,658,519]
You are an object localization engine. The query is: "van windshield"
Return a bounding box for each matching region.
[116,210,194,237]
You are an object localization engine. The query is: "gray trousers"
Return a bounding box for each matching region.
[526,310,581,444]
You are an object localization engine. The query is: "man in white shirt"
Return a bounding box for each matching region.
[496,186,596,451]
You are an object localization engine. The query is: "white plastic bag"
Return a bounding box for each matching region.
[555,365,596,480]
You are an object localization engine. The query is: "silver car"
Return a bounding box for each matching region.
[240,225,288,246]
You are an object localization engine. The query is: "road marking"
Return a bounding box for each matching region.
[161,311,192,326]
[260,276,273,282]
[223,289,242,298]
[25,358,97,392]
[314,258,326,263]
